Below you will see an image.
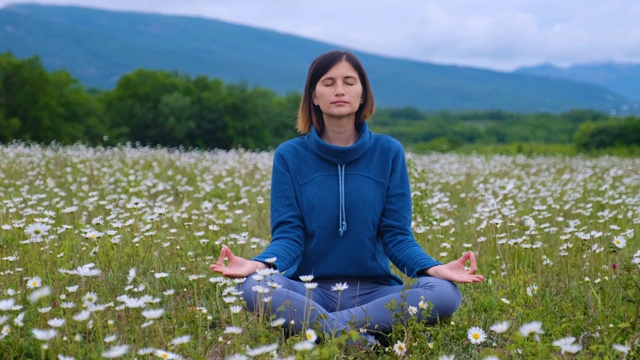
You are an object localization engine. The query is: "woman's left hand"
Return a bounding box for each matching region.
[425,251,484,283]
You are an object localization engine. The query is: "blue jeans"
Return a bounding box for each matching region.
[240,273,462,338]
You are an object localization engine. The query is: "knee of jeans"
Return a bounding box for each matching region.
[414,278,462,319]
[433,282,462,317]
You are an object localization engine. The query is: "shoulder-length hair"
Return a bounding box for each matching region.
[296,51,375,134]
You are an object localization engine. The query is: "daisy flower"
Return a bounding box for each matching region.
[467,326,487,344]
[612,343,631,354]
[224,326,242,335]
[47,318,65,328]
[305,329,318,343]
[32,328,57,341]
[293,341,315,351]
[299,275,314,282]
[153,350,183,359]
[27,276,42,289]
[137,348,155,355]
[519,321,544,341]
[101,344,130,358]
[28,286,51,303]
[104,334,117,343]
[246,343,279,356]
[83,291,98,304]
[526,284,538,296]
[84,230,104,240]
[613,236,626,249]
[73,310,91,322]
[393,341,407,356]
[141,308,164,319]
[331,282,349,291]
[304,282,318,290]
[1,325,10,337]
[169,334,191,346]
[271,318,286,327]
[489,321,510,334]
[25,223,50,237]
[552,336,582,354]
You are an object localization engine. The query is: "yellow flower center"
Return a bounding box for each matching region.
[161,353,168,359]
[31,281,38,287]
[473,333,480,340]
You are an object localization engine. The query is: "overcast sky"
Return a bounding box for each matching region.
[2,0,639,71]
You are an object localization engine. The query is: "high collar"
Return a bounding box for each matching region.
[306,122,372,165]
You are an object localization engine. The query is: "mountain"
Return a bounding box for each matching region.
[515,62,640,102]
[1,3,638,114]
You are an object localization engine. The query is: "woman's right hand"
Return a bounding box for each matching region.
[209,245,266,278]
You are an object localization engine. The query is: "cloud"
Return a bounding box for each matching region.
[1,0,639,70]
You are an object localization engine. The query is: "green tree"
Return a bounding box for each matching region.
[0,52,106,144]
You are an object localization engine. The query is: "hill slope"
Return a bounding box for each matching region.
[1,3,637,113]
[515,62,640,102]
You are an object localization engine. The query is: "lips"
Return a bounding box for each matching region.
[331,100,349,105]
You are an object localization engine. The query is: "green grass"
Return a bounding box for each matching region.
[0,143,638,359]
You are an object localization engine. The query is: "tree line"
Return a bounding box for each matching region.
[370,108,640,153]
[0,52,299,150]
[1,52,639,152]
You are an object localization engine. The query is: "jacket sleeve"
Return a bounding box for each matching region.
[379,142,442,277]
[251,148,305,272]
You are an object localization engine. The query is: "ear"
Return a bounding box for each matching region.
[312,92,318,105]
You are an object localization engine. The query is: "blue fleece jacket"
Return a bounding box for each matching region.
[253,122,442,285]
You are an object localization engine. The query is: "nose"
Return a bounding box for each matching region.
[335,83,345,95]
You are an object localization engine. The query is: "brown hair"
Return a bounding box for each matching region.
[296,51,375,134]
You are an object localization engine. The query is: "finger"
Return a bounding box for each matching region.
[457,274,484,283]
[215,246,228,266]
[216,246,234,266]
[457,251,471,266]
[209,264,224,274]
[467,251,478,274]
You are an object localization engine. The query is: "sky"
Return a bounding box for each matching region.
[2,0,639,72]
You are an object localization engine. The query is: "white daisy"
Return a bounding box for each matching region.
[331,282,349,291]
[32,328,57,341]
[393,341,407,356]
[101,344,129,358]
[489,321,510,334]
[26,276,42,289]
[467,326,487,344]
[141,309,164,319]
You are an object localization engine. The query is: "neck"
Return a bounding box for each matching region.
[321,119,358,147]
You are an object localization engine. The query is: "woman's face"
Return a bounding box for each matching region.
[313,60,363,122]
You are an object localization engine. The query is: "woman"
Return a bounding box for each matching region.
[210,50,483,345]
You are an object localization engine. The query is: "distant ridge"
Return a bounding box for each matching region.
[514,62,640,102]
[1,3,638,113]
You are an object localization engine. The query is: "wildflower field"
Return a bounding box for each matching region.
[0,143,638,359]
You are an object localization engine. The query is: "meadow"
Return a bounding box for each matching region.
[0,143,638,359]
